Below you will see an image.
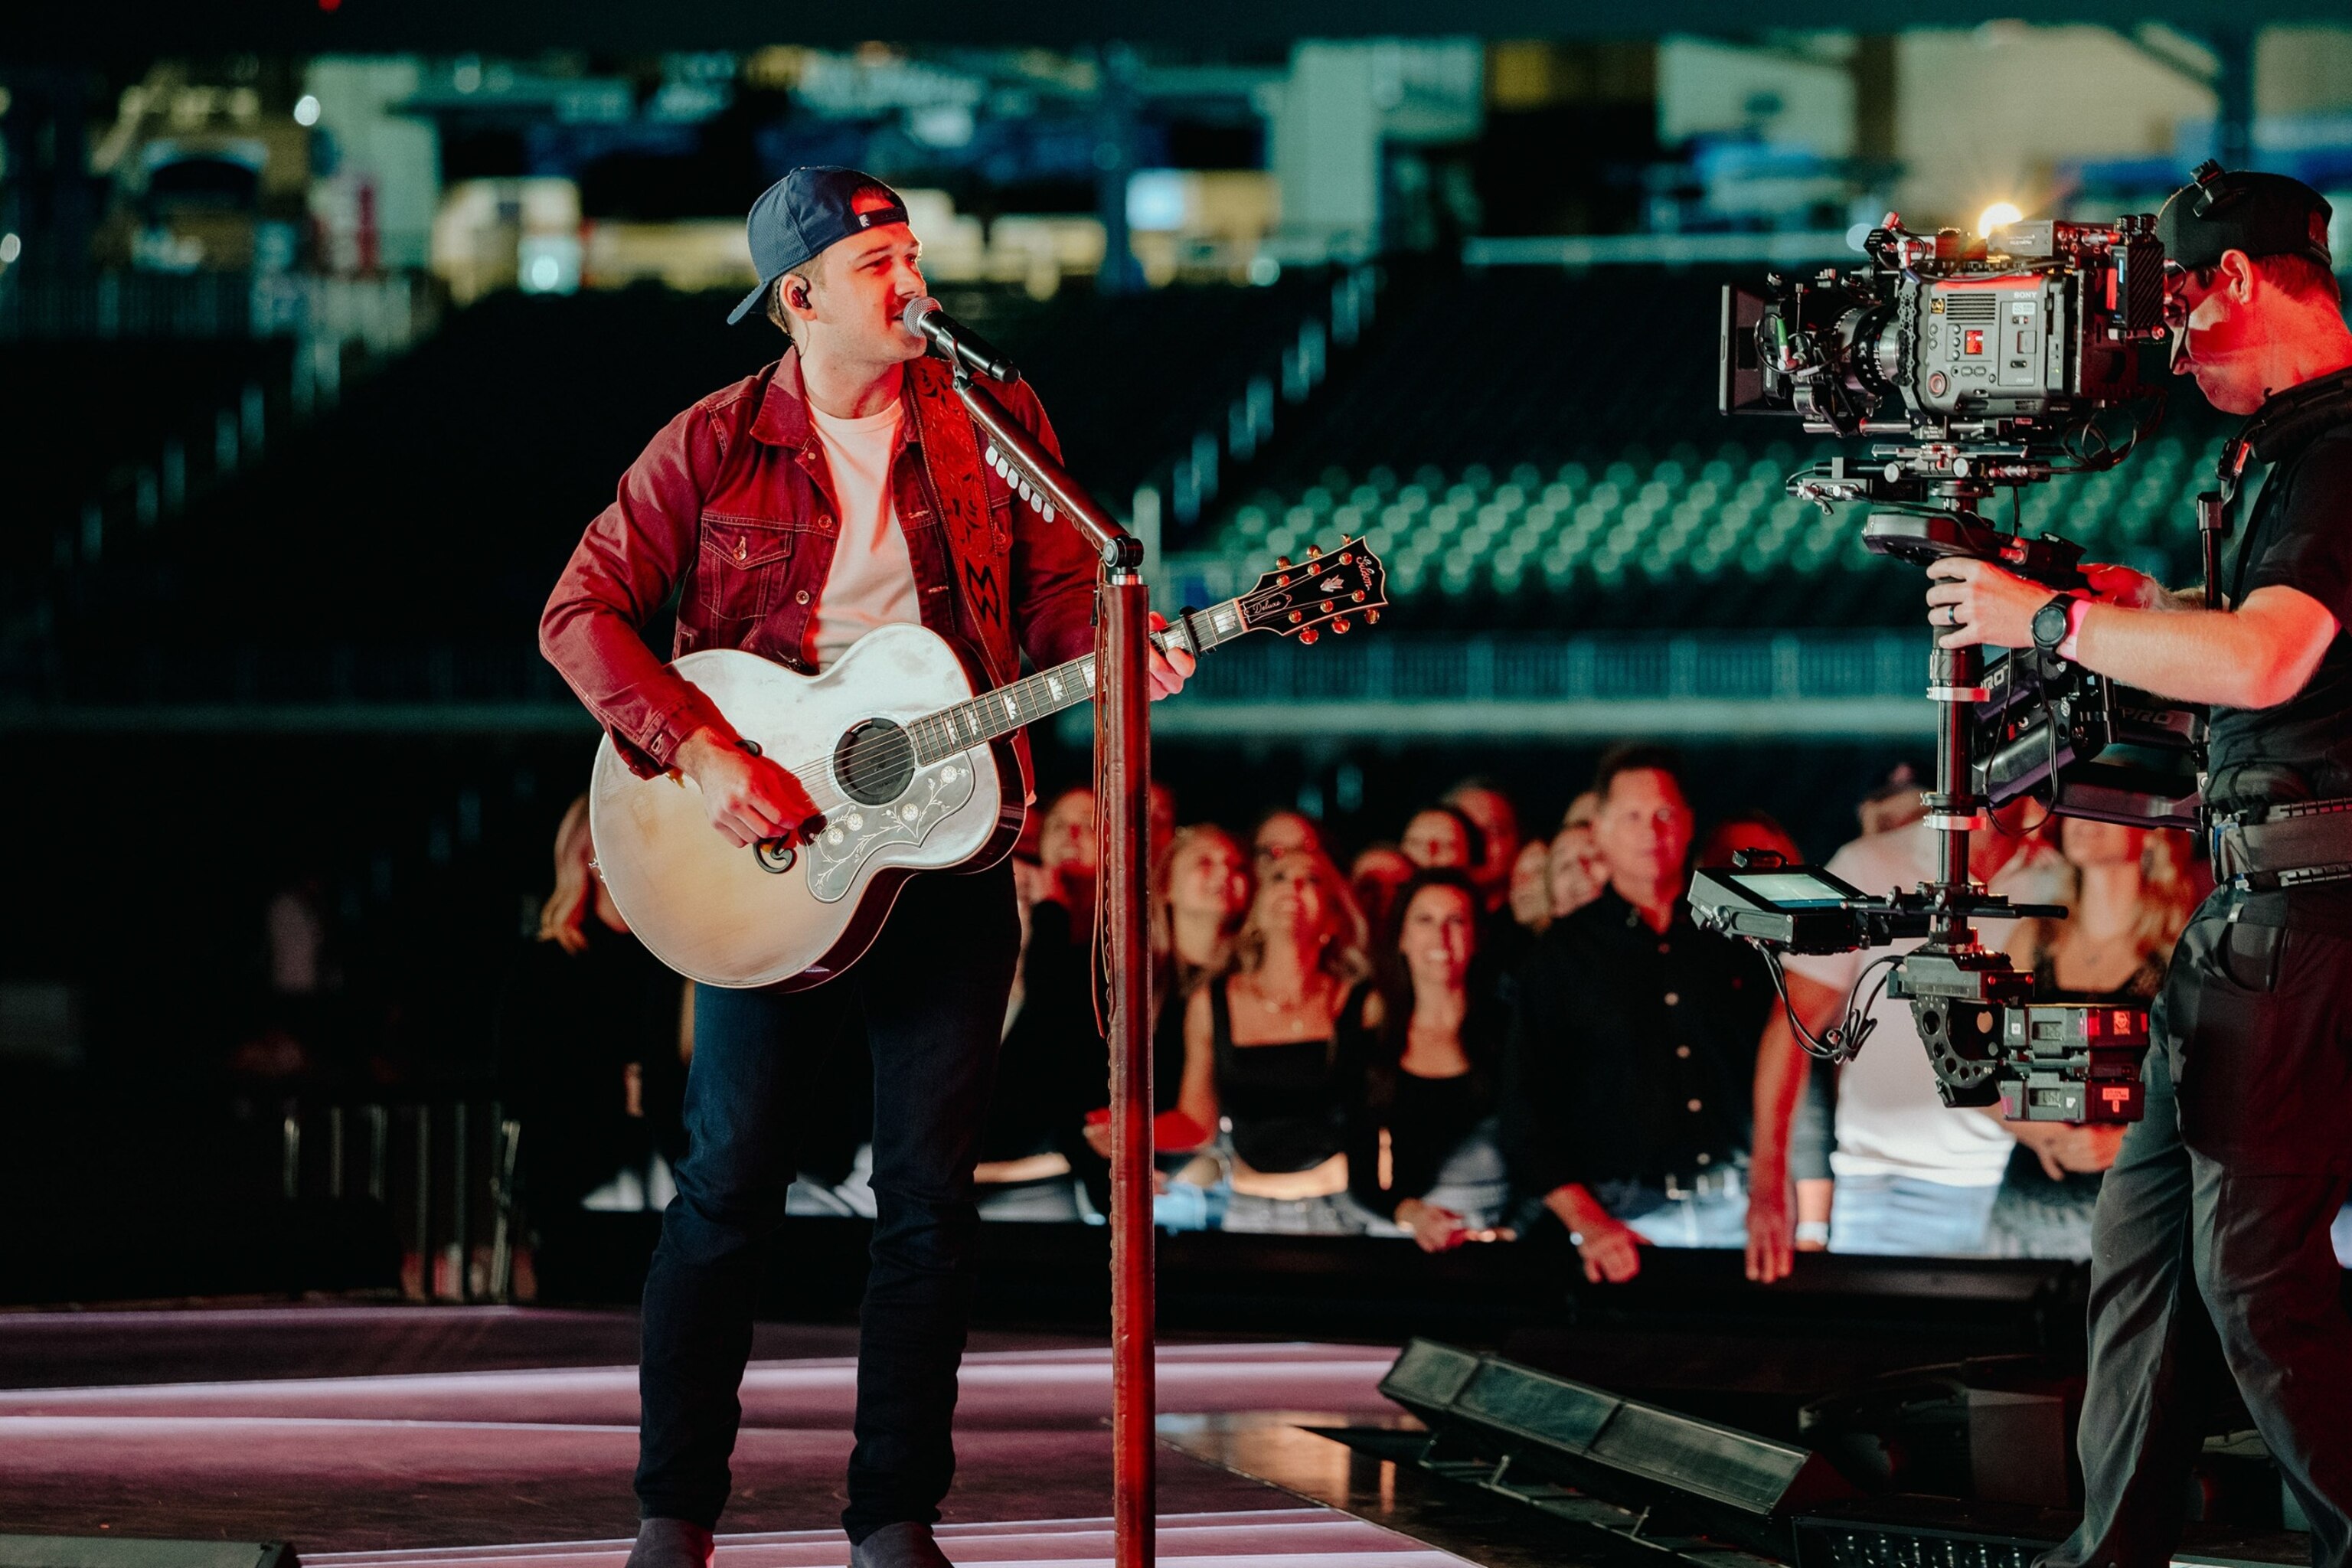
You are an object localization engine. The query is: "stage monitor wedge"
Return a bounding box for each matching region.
[1380,1337,1857,1517]
[0,1539,296,1568]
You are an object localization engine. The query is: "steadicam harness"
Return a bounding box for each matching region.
[2199,371,2352,891]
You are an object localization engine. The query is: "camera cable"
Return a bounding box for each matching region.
[1754,942,1904,1065]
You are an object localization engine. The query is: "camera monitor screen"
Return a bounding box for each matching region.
[1722,868,1860,909]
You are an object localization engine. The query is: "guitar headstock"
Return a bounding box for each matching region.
[1232,538,1389,645]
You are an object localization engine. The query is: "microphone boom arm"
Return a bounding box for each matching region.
[952,371,1142,571]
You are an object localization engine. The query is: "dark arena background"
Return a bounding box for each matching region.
[5,5,2351,1568]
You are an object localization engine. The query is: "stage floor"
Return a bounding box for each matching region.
[0,1306,1456,1568]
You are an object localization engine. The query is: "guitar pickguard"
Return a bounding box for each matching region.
[804,757,979,903]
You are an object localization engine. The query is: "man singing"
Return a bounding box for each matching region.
[541,168,1191,1568]
[1928,167,2352,1567]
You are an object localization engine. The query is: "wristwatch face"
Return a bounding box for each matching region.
[2033,599,2070,651]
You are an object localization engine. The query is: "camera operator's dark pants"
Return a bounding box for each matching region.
[634,864,1019,1545]
[2048,891,2352,1568]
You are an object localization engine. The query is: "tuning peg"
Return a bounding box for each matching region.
[1305,543,1321,557]
[1338,551,1353,565]
[1319,599,1334,613]
[1365,609,1380,625]
[1351,590,1366,603]
[1332,616,1353,635]
[1289,609,1304,624]
[1275,555,1291,568]
[1298,628,1318,645]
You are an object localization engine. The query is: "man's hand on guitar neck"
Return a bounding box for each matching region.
[674,726,825,849]
[1146,612,1196,700]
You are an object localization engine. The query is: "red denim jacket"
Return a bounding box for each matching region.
[540,348,1098,795]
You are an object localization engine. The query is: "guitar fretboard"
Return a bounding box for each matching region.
[907,597,1252,765]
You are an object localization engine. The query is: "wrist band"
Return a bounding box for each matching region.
[2056,595,2092,662]
[1795,1220,1831,1245]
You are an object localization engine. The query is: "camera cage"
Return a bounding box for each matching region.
[1707,214,2190,1125]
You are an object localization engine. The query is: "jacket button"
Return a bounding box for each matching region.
[733,540,746,560]
[795,590,811,605]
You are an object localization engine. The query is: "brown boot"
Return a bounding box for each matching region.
[848,1522,951,1568]
[626,1518,714,1568]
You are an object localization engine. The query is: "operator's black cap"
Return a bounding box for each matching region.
[726,165,913,326]
[2155,162,2334,273]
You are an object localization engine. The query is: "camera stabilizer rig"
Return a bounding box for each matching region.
[1705,214,2190,1124]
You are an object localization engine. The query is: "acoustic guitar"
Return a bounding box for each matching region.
[590,542,1387,989]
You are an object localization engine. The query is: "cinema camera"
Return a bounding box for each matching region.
[1705,214,2198,1125]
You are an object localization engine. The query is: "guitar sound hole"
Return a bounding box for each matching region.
[835,719,916,805]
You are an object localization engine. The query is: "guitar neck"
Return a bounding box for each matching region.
[906,597,1253,765]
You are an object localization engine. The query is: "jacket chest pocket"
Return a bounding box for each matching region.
[694,514,800,622]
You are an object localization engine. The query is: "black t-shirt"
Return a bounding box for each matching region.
[1501,888,1772,1194]
[2208,382,2352,808]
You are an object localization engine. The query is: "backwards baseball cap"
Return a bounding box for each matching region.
[2156,161,2334,274]
[725,165,913,326]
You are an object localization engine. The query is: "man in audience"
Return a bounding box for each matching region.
[1857,760,1931,838]
[1402,804,1481,871]
[1445,779,1523,917]
[1252,808,1325,878]
[1506,746,1771,1282]
[1744,797,2122,1282]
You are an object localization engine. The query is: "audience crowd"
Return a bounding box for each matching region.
[507,738,2261,1273]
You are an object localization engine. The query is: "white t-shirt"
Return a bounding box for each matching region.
[1784,821,2067,1187]
[808,399,921,669]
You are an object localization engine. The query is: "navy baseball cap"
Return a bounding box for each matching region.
[726,165,913,326]
[2156,162,2334,273]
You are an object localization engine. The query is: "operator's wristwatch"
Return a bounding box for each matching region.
[2031,593,2079,656]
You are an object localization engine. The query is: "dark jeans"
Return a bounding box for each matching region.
[2047,891,2352,1568]
[634,862,1020,1544]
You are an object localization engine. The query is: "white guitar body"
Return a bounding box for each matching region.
[585,541,1387,991]
[588,623,1021,991]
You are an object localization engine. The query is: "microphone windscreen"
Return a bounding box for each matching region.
[902,295,941,333]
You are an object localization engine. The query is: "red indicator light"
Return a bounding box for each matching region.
[1965,328,1985,355]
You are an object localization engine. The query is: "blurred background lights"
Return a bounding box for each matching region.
[292,94,320,126]
[0,233,21,265]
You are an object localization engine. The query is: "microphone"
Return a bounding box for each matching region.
[901,296,1021,384]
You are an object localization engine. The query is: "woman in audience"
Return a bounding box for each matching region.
[1344,868,1510,1250]
[976,784,1102,1219]
[1160,846,1372,1233]
[1080,825,1253,1202]
[1401,804,1481,871]
[1991,819,2197,1257]
[1698,809,1802,871]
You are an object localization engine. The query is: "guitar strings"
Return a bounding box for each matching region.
[733,581,1310,831]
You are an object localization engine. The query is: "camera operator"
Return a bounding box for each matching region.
[1927,169,2352,1568]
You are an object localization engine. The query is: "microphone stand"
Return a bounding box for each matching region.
[951,368,1157,1568]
